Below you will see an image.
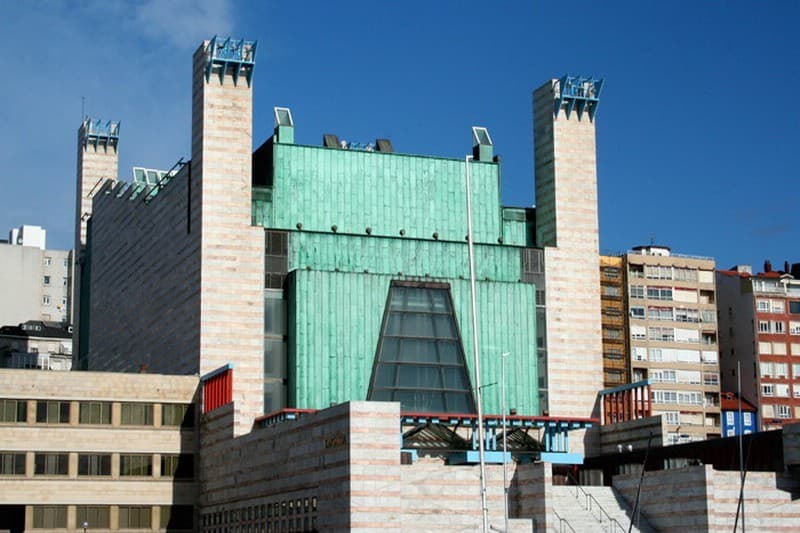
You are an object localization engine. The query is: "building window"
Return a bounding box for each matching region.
[43,275,51,285]
[756,299,770,312]
[646,265,672,280]
[43,257,52,266]
[160,505,194,530]
[368,282,475,413]
[162,403,195,428]
[603,327,622,340]
[630,306,645,319]
[758,320,771,333]
[264,230,289,289]
[63,258,69,267]
[78,454,111,476]
[664,411,680,425]
[34,453,68,476]
[120,403,153,426]
[120,454,152,476]
[42,295,51,306]
[771,300,785,313]
[0,399,27,422]
[648,327,675,342]
[602,267,620,280]
[602,285,621,298]
[743,412,753,426]
[775,363,788,377]
[76,507,110,528]
[160,454,194,479]
[761,384,775,397]
[790,322,800,335]
[119,506,152,529]
[631,325,646,340]
[632,347,647,361]
[79,401,111,425]
[773,321,786,334]
[793,363,800,378]
[647,287,672,301]
[36,401,70,424]
[776,384,790,397]
[790,301,800,314]
[774,404,791,418]
[629,285,644,299]
[759,341,772,355]
[0,452,25,475]
[648,307,674,321]
[32,506,67,529]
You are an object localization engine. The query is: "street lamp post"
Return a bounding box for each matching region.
[465,154,489,532]
[501,352,511,533]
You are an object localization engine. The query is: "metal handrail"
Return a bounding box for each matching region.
[564,475,626,533]
[552,509,576,533]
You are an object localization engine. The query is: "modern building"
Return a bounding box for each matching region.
[3,35,800,533]
[0,321,73,371]
[720,391,758,437]
[0,227,72,326]
[624,245,722,443]
[74,37,607,452]
[600,255,628,388]
[717,262,800,431]
[0,369,197,532]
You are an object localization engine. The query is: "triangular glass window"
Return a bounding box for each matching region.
[368,282,476,413]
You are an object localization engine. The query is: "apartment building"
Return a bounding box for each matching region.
[0,226,72,326]
[600,255,629,388]
[625,245,721,443]
[717,262,800,431]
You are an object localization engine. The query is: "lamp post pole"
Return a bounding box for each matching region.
[501,352,511,533]
[465,154,489,532]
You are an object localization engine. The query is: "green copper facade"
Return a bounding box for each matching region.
[255,138,541,415]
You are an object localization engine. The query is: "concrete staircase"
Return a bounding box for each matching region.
[552,485,656,533]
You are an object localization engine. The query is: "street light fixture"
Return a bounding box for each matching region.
[465,153,489,533]
[501,351,511,533]
[82,521,88,533]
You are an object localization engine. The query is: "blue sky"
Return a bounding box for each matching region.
[1,1,797,271]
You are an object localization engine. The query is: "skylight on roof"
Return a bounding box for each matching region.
[274,107,294,127]
[472,126,492,146]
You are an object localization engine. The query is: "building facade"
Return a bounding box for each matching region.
[0,227,72,327]
[624,245,721,443]
[0,369,198,532]
[0,321,73,371]
[720,391,758,437]
[76,38,607,456]
[717,263,800,431]
[600,255,629,388]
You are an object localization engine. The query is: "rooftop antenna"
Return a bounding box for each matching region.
[81,96,85,121]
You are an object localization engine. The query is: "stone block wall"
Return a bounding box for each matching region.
[199,401,401,532]
[613,464,800,531]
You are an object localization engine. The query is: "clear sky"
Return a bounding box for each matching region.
[1,1,797,271]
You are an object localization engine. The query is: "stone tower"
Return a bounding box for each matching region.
[533,76,604,451]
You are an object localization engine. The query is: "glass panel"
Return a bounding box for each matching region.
[397,365,443,389]
[373,365,396,387]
